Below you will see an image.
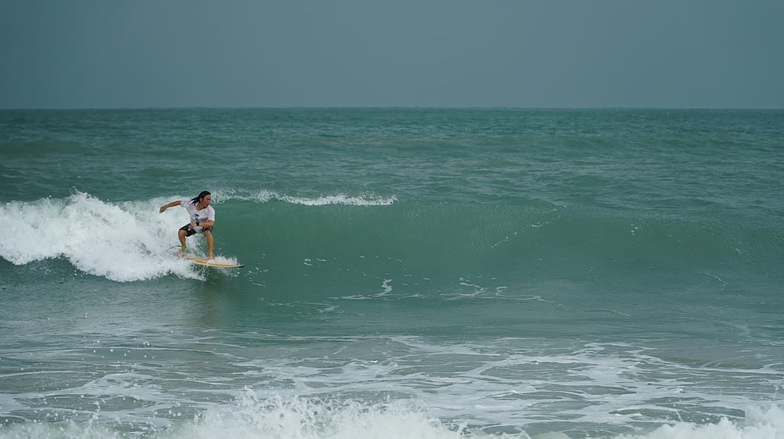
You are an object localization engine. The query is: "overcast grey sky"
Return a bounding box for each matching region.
[1,0,782,109]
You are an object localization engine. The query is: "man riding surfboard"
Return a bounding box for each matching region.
[159,190,215,259]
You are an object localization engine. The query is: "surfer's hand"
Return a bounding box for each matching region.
[159,206,166,213]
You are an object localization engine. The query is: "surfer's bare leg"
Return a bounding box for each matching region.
[178,228,188,252]
[204,230,214,258]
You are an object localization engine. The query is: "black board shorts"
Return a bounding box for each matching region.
[180,224,213,236]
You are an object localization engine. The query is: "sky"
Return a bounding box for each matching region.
[1,0,782,109]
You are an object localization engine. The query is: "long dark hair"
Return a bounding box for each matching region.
[190,191,211,205]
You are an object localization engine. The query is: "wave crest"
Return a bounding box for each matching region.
[213,188,397,206]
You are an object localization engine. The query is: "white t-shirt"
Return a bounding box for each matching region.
[181,200,215,233]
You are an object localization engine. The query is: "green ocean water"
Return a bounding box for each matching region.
[1,108,783,438]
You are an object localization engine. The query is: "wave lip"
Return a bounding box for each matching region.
[214,188,397,206]
[280,194,397,207]
[0,190,397,282]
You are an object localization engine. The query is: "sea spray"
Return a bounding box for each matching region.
[0,192,194,281]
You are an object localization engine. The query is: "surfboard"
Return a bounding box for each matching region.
[184,254,244,268]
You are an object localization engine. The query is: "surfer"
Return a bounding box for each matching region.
[159,191,216,258]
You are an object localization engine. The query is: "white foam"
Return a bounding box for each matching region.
[0,192,199,281]
[280,194,397,207]
[173,391,473,439]
[615,405,784,439]
[0,394,780,439]
[212,188,397,206]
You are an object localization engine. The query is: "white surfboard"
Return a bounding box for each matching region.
[184,254,244,268]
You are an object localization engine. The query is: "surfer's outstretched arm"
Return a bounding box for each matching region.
[159,200,181,213]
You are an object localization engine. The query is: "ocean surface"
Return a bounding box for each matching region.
[1,108,783,439]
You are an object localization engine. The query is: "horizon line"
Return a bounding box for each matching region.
[2,105,783,111]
